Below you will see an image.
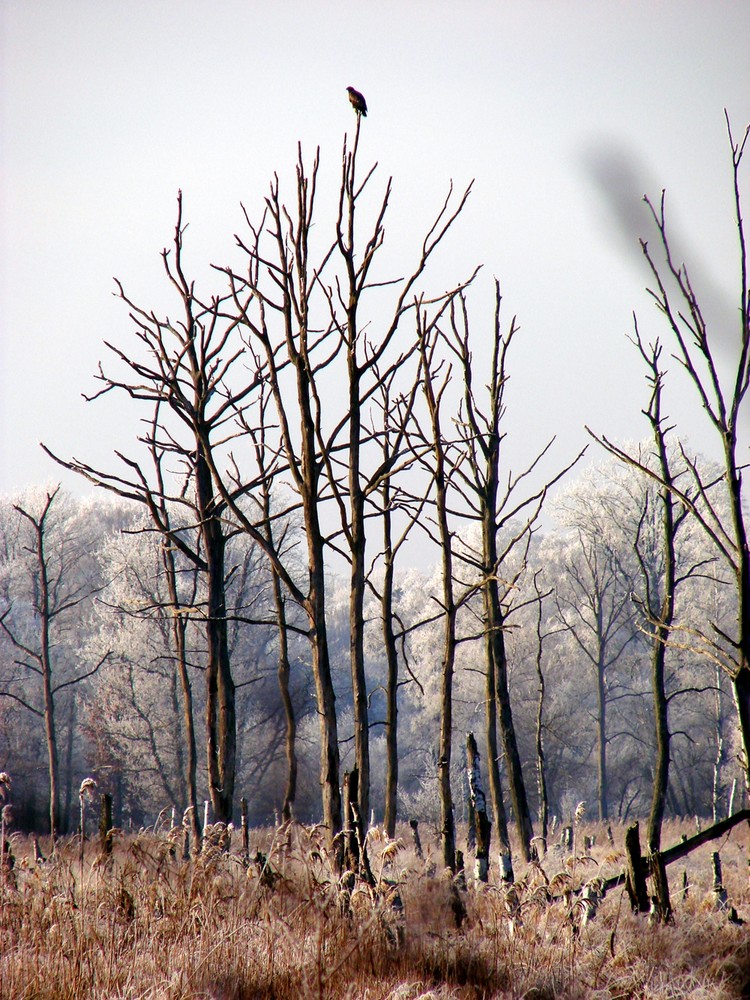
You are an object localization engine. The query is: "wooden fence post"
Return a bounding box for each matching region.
[624,822,649,913]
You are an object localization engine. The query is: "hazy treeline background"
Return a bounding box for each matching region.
[0,461,738,833]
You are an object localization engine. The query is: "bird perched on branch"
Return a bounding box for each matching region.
[346,86,367,117]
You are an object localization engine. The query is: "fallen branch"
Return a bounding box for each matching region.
[601,809,750,894]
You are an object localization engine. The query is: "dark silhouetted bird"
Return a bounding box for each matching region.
[346,86,367,117]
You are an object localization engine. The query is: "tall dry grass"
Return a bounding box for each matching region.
[1,817,749,999]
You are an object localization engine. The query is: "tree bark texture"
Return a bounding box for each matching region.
[466,732,491,882]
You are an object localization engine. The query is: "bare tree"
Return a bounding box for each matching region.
[330,126,474,827]
[248,388,300,822]
[593,117,750,796]
[589,331,705,851]
[446,282,582,862]
[415,307,462,871]
[590,334,691,850]
[43,195,263,823]
[552,500,640,822]
[368,366,426,837]
[531,571,556,854]
[217,140,474,845]
[213,150,344,847]
[0,487,110,841]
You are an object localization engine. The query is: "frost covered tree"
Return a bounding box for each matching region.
[0,488,113,839]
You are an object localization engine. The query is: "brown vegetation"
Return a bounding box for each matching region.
[1,819,749,999]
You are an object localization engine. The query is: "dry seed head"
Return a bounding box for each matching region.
[381,838,405,865]
[549,871,573,894]
[574,800,586,823]
[79,777,97,798]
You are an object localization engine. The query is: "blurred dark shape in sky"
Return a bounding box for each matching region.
[582,139,741,384]
[583,142,656,263]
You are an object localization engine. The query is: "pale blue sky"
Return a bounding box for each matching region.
[1,1,748,503]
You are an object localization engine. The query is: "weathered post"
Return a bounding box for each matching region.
[0,773,10,871]
[450,850,467,928]
[499,849,514,884]
[648,850,672,923]
[99,793,113,857]
[409,819,423,859]
[466,732,491,882]
[342,768,360,874]
[79,778,97,870]
[712,852,728,908]
[182,807,192,860]
[342,767,374,885]
[241,797,249,859]
[624,822,649,913]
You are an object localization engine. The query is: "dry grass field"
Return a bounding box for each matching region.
[1,818,749,999]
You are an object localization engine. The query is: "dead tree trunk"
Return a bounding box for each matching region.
[446,284,582,862]
[466,732,491,882]
[342,768,361,875]
[342,767,374,884]
[418,317,458,873]
[381,495,400,839]
[410,819,423,859]
[648,849,673,923]
[99,793,113,857]
[160,532,202,853]
[533,574,550,853]
[624,821,650,913]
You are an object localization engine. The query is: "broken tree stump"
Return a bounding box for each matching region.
[648,850,673,924]
[99,793,113,857]
[499,849,514,884]
[712,852,728,909]
[342,767,374,884]
[466,732,491,882]
[342,768,360,874]
[241,797,249,860]
[409,819,423,859]
[624,822,649,913]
